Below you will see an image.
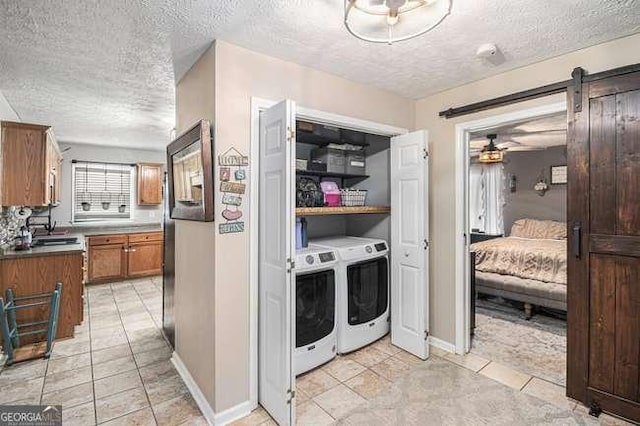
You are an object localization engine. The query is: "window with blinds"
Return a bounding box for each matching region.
[72,162,135,222]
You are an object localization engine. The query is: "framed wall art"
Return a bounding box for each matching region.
[167,119,215,221]
[550,165,567,185]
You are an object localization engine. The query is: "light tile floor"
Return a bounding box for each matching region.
[0,277,206,426]
[235,340,634,425]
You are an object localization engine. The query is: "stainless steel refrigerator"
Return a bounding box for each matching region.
[162,171,175,348]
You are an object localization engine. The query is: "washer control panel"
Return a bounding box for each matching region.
[318,252,335,263]
[296,249,338,271]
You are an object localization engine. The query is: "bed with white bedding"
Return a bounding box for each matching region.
[470,219,568,316]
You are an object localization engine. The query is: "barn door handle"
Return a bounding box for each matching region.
[572,222,581,258]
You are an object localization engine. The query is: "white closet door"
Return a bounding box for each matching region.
[390,130,430,359]
[259,99,296,425]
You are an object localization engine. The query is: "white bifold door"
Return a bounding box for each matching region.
[258,99,296,425]
[390,130,430,359]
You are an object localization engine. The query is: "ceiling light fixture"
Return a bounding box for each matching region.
[345,0,451,44]
[479,134,504,163]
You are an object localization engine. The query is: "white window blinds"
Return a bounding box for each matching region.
[73,162,134,222]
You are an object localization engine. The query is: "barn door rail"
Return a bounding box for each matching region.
[438,63,640,119]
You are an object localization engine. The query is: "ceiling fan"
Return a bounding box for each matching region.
[478,134,505,163]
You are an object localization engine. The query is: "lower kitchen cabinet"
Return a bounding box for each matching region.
[0,252,84,340]
[128,240,163,278]
[88,241,128,282]
[87,231,163,283]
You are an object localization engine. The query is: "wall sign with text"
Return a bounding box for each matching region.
[218,147,249,234]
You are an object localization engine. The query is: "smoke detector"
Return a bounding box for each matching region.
[476,43,505,65]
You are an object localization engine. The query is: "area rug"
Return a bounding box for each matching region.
[337,358,593,425]
[471,297,567,386]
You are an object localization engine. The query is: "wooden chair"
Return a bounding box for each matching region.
[0,283,62,366]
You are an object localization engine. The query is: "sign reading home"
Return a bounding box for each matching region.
[218,146,248,234]
[218,148,249,167]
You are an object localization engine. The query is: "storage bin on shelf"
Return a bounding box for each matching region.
[340,189,368,207]
[320,181,342,207]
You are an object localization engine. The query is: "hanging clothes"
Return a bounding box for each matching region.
[469,163,505,235]
[469,164,484,232]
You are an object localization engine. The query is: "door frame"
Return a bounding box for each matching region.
[249,97,408,409]
[453,100,567,354]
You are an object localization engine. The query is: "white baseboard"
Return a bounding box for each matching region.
[429,336,456,354]
[213,400,254,425]
[171,352,216,425]
[171,352,254,426]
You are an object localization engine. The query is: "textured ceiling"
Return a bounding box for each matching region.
[470,112,567,154]
[0,1,638,150]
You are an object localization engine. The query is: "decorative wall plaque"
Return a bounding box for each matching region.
[218,147,248,234]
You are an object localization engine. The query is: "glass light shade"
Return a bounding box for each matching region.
[345,0,451,44]
[478,150,504,164]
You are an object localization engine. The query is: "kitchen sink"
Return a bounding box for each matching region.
[32,237,79,246]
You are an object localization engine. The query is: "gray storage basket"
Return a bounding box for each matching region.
[340,189,368,207]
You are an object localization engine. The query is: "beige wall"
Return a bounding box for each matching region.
[212,39,415,411]
[415,32,640,344]
[176,32,640,415]
[173,43,217,407]
[0,90,19,121]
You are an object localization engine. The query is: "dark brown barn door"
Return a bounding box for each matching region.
[567,70,640,422]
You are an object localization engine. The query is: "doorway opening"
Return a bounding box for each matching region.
[251,98,431,425]
[466,109,568,388]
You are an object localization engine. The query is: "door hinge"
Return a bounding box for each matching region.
[423,239,429,250]
[286,389,296,404]
[423,148,429,159]
[287,127,295,142]
[463,233,468,246]
[424,330,429,341]
[286,258,295,273]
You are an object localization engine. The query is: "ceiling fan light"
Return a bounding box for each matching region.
[345,0,451,44]
[479,133,504,163]
[478,150,504,163]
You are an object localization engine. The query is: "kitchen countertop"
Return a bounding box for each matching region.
[0,233,85,260]
[79,225,163,237]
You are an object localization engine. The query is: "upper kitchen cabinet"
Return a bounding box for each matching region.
[1,121,62,207]
[137,163,163,205]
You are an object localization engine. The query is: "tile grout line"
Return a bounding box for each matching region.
[130,279,165,338]
[88,283,101,425]
[112,280,160,426]
[519,375,534,392]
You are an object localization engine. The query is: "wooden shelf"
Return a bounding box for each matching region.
[296,170,368,180]
[296,206,391,216]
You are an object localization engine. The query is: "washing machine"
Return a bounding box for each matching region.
[294,246,338,375]
[310,236,389,354]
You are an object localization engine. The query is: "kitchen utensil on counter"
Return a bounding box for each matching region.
[14,225,32,250]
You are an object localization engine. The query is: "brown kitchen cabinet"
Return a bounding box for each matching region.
[127,231,163,277]
[88,235,128,282]
[137,163,163,205]
[87,231,163,283]
[0,252,84,340]
[1,121,63,207]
